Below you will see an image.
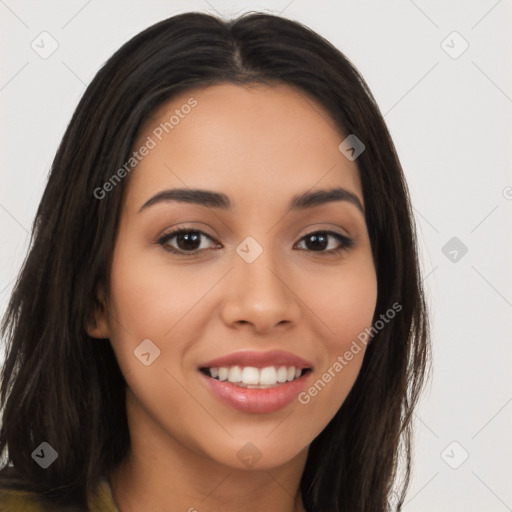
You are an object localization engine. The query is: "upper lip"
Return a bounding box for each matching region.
[198,349,313,370]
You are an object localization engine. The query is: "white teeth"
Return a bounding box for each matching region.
[206,365,306,386]
[260,367,277,385]
[276,366,288,383]
[228,366,242,383]
[241,367,259,385]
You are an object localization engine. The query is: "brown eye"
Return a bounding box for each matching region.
[158,229,218,254]
[295,231,354,254]
[157,229,353,256]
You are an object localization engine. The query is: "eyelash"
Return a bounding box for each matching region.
[156,228,354,256]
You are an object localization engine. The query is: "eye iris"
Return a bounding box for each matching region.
[163,230,346,254]
[176,231,201,251]
[307,233,328,251]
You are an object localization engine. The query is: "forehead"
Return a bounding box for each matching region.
[126,82,363,211]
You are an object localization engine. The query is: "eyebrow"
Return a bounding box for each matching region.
[138,186,364,214]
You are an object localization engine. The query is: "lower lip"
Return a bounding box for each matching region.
[198,371,311,414]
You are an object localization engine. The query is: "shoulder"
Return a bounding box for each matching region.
[0,467,119,511]
[0,467,48,511]
[0,488,58,511]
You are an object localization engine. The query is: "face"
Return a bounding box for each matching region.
[89,83,377,471]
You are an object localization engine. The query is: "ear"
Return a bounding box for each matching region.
[86,284,111,339]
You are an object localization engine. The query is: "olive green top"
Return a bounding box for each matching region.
[0,477,119,511]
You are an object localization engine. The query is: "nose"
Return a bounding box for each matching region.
[220,246,302,334]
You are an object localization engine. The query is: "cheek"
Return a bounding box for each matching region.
[104,245,176,377]
[108,249,197,338]
[303,256,378,343]
[105,245,222,383]
[295,258,377,430]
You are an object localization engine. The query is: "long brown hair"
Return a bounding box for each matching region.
[0,11,430,511]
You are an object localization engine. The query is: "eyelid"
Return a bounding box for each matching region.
[295,222,351,239]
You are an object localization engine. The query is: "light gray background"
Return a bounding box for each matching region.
[1,1,511,510]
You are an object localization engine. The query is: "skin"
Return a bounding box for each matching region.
[88,83,378,512]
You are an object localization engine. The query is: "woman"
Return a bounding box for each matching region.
[0,11,430,512]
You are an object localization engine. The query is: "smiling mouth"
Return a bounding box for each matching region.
[199,365,312,389]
